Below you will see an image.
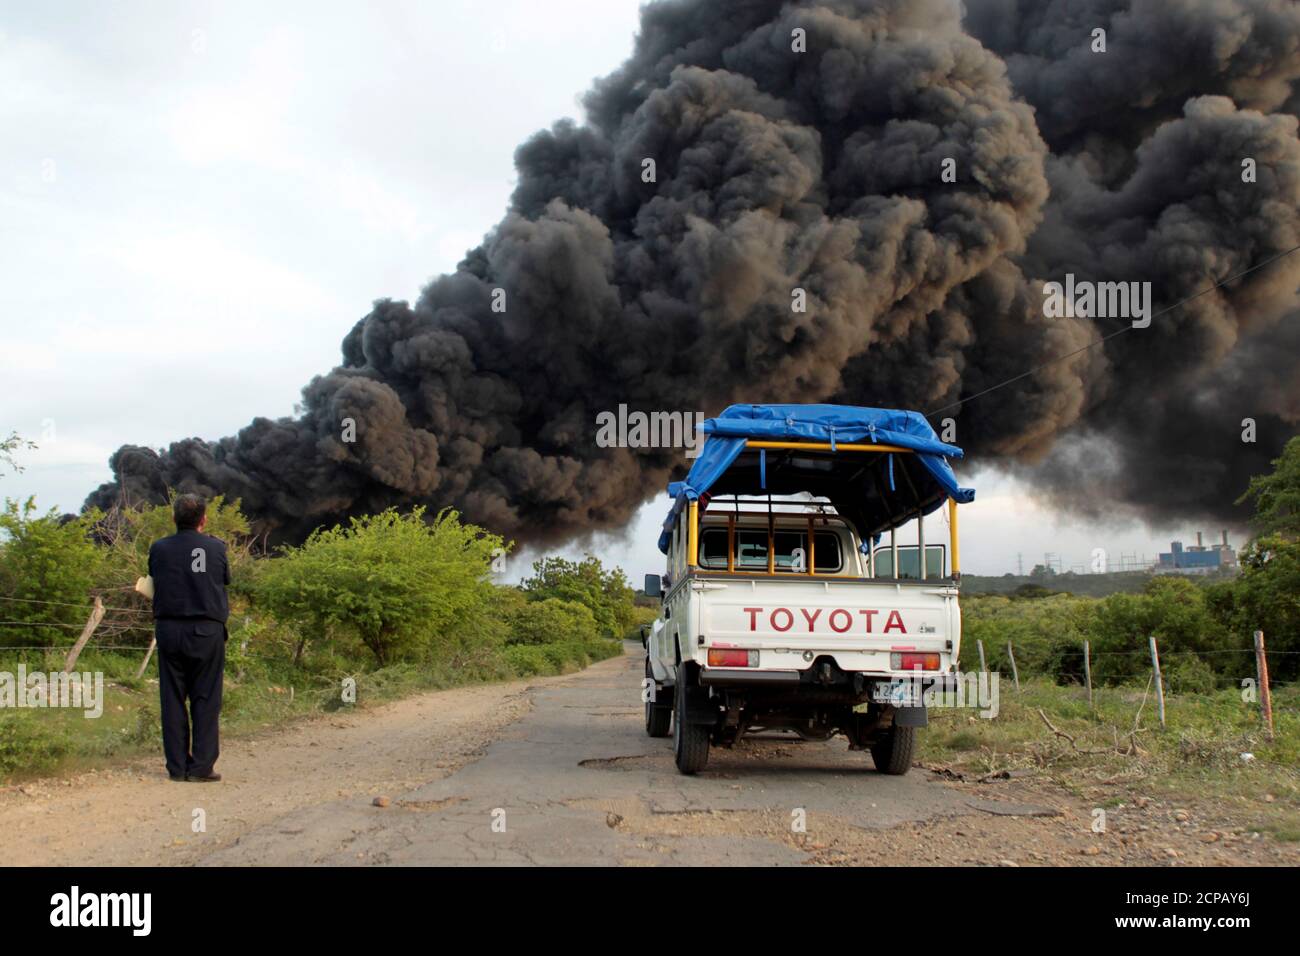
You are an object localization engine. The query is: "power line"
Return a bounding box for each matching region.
[926,241,1300,419]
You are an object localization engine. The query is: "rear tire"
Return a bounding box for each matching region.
[870,723,916,776]
[673,668,710,774]
[645,658,672,738]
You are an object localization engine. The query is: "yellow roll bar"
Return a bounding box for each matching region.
[949,496,960,575]
[682,441,963,580]
[687,500,699,568]
[745,440,913,454]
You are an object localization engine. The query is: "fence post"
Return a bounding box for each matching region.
[976,639,987,676]
[1083,639,1093,711]
[63,595,105,674]
[1149,635,1166,729]
[1254,630,1275,742]
[1006,641,1020,692]
[135,639,157,679]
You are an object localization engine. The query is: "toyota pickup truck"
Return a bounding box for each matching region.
[643,403,974,775]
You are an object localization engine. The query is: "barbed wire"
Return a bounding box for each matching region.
[0,595,149,614]
[0,645,154,651]
[1033,647,1300,658]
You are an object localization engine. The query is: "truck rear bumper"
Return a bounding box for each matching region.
[699,668,802,686]
[696,667,959,694]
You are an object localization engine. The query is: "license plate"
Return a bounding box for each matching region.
[871,681,920,706]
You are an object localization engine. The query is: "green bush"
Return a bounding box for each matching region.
[506,597,599,646]
[1083,578,1225,685]
[1163,654,1219,696]
[0,709,72,777]
[1207,535,1300,681]
[0,498,103,649]
[961,592,1090,678]
[520,555,636,639]
[251,507,505,665]
[504,644,556,676]
[963,580,1257,690]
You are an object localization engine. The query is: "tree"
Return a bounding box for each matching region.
[97,495,253,591]
[86,495,254,647]
[1081,577,1221,685]
[252,507,503,665]
[0,431,36,478]
[1207,535,1300,681]
[1237,436,1300,539]
[0,498,103,648]
[520,555,636,639]
[506,597,600,646]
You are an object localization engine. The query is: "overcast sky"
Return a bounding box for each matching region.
[1,0,1206,581]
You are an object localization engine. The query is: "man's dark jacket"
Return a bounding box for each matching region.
[148,529,230,624]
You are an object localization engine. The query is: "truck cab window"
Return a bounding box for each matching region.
[699,527,843,573]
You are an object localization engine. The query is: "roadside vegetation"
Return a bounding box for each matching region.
[922,437,1300,838]
[919,677,1300,843]
[1,430,1296,830]
[0,476,636,780]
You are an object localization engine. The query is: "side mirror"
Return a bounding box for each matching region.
[644,573,662,598]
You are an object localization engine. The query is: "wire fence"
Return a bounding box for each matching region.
[0,594,150,615]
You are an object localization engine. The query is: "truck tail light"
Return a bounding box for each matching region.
[892,652,940,671]
[708,648,759,667]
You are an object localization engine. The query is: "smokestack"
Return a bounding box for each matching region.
[84,0,1300,546]
[1197,531,1204,549]
[1222,530,1229,548]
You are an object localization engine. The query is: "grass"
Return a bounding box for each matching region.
[918,676,1300,839]
[0,628,624,783]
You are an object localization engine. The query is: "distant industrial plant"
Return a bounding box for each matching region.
[1156,531,1239,575]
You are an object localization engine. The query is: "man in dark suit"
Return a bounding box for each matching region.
[148,493,230,782]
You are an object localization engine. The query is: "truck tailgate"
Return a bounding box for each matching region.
[694,576,956,673]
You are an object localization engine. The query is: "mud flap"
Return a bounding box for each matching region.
[682,695,719,725]
[894,705,928,728]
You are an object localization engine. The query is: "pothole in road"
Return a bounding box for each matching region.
[569,798,811,849]
[578,754,654,770]
[395,796,467,813]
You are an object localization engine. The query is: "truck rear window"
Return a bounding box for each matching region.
[699,528,843,573]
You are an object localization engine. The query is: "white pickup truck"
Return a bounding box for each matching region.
[642,404,973,775]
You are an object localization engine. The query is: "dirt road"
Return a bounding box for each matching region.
[4,643,1294,866]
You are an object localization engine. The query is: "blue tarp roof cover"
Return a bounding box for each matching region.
[658,403,975,554]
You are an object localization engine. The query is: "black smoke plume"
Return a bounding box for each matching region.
[87,0,1300,543]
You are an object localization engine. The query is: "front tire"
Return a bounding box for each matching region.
[645,658,672,738]
[870,723,916,775]
[673,667,710,774]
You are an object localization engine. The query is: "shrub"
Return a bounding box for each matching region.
[504,644,555,676]
[0,498,103,649]
[506,597,599,647]
[0,709,72,777]
[1163,654,1219,696]
[520,555,636,639]
[251,507,505,665]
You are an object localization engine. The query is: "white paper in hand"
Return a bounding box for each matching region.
[135,575,155,599]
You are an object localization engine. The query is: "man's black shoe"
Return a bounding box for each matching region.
[186,772,222,783]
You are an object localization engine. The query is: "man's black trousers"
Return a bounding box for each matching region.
[155,618,226,778]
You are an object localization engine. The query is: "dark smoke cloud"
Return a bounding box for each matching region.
[962,0,1300,525]
[88,0,1300,543]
